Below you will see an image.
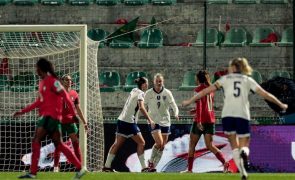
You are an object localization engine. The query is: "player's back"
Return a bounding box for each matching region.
[38,75,64,120]
[118,88,144,123]
[216,73,258,120]
[194,84,215,123]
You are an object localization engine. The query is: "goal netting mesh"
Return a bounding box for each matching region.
[0,30,104,172]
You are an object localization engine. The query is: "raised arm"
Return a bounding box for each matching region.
[255,86,288,111]
[182,85,217,107]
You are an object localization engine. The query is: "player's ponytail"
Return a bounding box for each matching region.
[230,57,253,76]
[196,70,211,86]
[134,77,148,90]
[36,58,58,78]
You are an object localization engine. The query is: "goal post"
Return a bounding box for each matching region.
[0,25,103,171]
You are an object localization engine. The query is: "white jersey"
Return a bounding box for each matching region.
[118,88,145,123]
[144,87,179,126]
[215,73,260,120]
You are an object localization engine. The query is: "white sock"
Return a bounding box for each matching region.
[233,148,242,175]
[138,154,147,169]
[241,146,250,156]
[149,146,158,163]
[104,153,115,168]
[153,150,163,167]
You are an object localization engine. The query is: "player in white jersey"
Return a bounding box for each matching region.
[182,58,288,180]
[144,73,179,171]
[103,77,155,172]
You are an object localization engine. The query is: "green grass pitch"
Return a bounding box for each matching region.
[1,173,295,180]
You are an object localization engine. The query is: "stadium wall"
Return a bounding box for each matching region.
[0,3,292,118]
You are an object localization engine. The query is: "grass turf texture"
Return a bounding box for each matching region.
[1,173,295,180]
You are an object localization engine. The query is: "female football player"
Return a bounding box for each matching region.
[144,73,179,171]
[53,74,88,172]
[182,70,228,173]
[14,58,85,179]
[103,77,155,172]
[182,58,288,180]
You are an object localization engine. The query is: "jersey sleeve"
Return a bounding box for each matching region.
[138,91,145,101]
[21,98,41,114]
[52,80,64,93]
[248,77,260,92]
[215,76,226,89]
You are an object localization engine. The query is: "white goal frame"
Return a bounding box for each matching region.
[0,24,88,169]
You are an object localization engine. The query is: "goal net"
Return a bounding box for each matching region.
[0,25,104,172]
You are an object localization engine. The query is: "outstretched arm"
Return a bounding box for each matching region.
[182,85,217,107]
[255,86,288,111]
[14,98,41,117]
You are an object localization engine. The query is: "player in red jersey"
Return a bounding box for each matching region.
[53,74,88,172]
[13,58,86,179]
[182,58,288,180]
[181,70,228,173]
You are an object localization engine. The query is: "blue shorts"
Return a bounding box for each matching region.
[148,124,171,135]
[222,117,250,137]
[116,120,141,138]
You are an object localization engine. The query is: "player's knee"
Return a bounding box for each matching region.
[205,142,214,151]
[155,142,162,149]
[159,144,165,151]
[137,141,145,148]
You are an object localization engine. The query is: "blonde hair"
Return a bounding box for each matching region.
[229,57,253,75]
[61,74,71,80]
[154,73,164,80]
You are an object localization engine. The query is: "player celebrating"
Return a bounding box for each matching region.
[103,77,155,172]
[13,58,86,179]
[182,58,288,180]
[144,73,179,171]
[53,74,88,172]
[182,70,228,173]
